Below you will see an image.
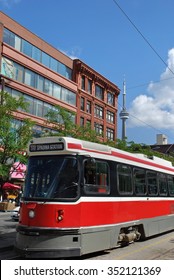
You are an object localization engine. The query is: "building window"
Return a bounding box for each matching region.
[81,97,85,111]
[5,87,76,127]
[61,88,76,106]
[86,119,91,127]
[33,99,43,117]
[25,69,36,88]
[94,104,104,119]
[3,28,21,51]
[53,84,61,99]
[106,127,114,141]
[11,89,22,100]
[106,110,115,123]
[3,28,13,46]
[2,57,76,106]
[13,62,24,83]
[50,57,58,72]
[81,75,85,90]
[42,52,50,68]
[32,46,41,62]
[43,103,53,118]
[22,40,32,57]
[3,28,72,80]
[80,117,84,126]
[86,100,91,113]
[88,79,92,94]
[36,75,44,92]
[68,91,76,106]
[94,123,103,135]
[95,85,104,100]
[107,92,115,106]
[44,79,53,95]
[23,95,34,115]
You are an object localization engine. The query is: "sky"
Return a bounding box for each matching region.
[1,0,174,145]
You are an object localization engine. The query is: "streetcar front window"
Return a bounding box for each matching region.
[24,155,79,199]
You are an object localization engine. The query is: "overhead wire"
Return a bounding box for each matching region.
[127,76,174,91]
[112,0,174,76]
[117,101,174,143]
[112,0,174,142]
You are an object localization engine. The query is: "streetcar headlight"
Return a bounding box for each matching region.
[57,209,64,221]
[28,210,35,218]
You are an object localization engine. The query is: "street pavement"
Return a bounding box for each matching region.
[0,211,17,253]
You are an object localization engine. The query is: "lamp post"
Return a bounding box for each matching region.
[0,75,5,105]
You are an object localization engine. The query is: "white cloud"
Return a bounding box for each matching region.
[128,48,174,129]
[59,46,82,59]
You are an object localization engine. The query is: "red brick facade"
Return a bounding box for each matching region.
[0,11,120,141]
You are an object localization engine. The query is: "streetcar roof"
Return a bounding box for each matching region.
[28,137,174,173]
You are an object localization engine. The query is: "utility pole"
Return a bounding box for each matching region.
[119,79,129,141]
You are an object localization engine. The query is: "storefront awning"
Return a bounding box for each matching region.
[2,182,21,190]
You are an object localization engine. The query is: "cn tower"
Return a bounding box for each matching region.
[119,80,129,141]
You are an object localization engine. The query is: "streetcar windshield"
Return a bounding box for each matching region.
[24,155,79,200]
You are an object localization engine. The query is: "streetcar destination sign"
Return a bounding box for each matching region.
[29,143,64,152]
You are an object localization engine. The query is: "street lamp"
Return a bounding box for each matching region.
[0,75,5,105]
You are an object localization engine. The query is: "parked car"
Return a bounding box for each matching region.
[11,206,20,221]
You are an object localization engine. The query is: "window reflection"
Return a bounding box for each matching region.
[25,156,79,199]
[3,28,72,80]
[84,159,110,194]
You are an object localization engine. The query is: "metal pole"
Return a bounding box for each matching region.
[0,76,5,105]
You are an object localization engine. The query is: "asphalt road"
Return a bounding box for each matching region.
[84,231,174,260]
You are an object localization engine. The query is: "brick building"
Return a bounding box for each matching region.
[0,11,120,142]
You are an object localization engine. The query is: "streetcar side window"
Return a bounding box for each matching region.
[84,159,110,194]
[147,171,158,196]
[158,173,168,196]
[168,176,174,196]
[133,168,146,195]
[117,164,133,194]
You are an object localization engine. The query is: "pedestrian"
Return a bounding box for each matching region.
[3,191,9,201]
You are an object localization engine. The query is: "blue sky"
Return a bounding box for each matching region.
[1,0,174,145]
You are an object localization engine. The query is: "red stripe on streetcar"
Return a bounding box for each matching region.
[67,143,82,149]
[20,200,174,228]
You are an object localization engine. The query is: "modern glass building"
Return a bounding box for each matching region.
[0,11,120,141]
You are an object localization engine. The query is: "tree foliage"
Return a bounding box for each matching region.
[45,105,101,142]
[45,106,174,165]
[0,90,35,180]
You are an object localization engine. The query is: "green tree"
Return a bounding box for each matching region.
[45,105,174,166]
[45,105,100,142]
[45,105,76,136]
[0,90,35,182]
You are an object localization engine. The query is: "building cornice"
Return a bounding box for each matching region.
[74,59,120,95]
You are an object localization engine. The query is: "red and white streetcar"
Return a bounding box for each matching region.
[15,137,174,258]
